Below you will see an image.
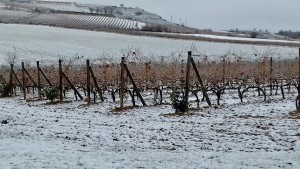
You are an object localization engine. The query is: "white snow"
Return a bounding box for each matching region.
[35,2,90,13]
[112,7,170,25]
[0,5,8,8]
[0,88,300,168]
[0,2,300,168]
[0,24,297,65]
[0,24,299,168]
[185,33,300,44]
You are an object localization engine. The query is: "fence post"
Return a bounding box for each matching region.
[184,51,192,111]
[59,59,63,102]
[222,58,226,85]
[299,48,300,93]
[61,71,83,100]
[21,62,26,100]
[270,57,273,95]
[191,57,212,107]
[124,64,146,106]
[298,49,300,110]
[120,57,125,109]
[10,64,13,96]
[86,59,91,105]
[89,66,103,102]
[37,61,42,100]
[39,68,53,86]
[263,58,266,82]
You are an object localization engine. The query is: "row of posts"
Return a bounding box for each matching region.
[9,52,211,111]
[7,49,300,110]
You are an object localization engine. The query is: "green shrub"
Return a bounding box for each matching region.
[0,83,12,97]
[44,86,59,102]
[170,88,187,113]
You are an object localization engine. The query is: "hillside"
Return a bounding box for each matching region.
[1,0,300,47]
[0,0,198,33]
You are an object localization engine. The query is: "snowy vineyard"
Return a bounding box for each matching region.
[1,51,300,169]
[0,9,145,30]
[1,50,300,110]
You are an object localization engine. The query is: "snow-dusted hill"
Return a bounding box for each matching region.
[1,0,299,45]
[0,0,194,32]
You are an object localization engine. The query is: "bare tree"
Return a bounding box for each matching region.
[89,7,94,13]
[5,47,18,65]
[95,8,100,14]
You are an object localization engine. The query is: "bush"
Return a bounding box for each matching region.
[141,24,169,32]
[0,83,12,97]
[170,88,187,113]
[0,75,11,97]
[44,86,59,103]
[250,31,258,38]
[115,11,123,15]
[135,11,142,16]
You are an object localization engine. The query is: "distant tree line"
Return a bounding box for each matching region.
[277,30,300,39]
[141,24,170,32]
[88,7,113,15]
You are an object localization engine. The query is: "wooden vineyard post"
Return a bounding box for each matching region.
[270,57,273,96]
[298,48,300,110]
[24,67,38,87]
[21,62,26,100]
[89,66,103,102]
[86,60,91,105]
[181,59,184,85]
[228,61,231,81]
[222,58,226,85]
[39,67,53,86]
[124,64,146,107]
[184,51,192,111]
[58,59,83,102]
[299,48,300,96]
[191,57,212,107]
[12,68,22,89]
[10,64,13,96]
[37,61,42,100]
[263,58,266,82]
[59,59,63,102]
[120,57,125,109]
[61,71,83,100]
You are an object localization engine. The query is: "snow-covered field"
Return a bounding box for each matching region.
[0,24,297,65]
[0,22,300,168]
[0,90,300,168]
[186,33,300,44]
[0,2,7,8]
[34,1,90,13]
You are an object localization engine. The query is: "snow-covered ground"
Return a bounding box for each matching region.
[0,90,300,168]
[185,34,300,44]
[0,2,7,8]
[1,2,300,169]
[0,24,297,65]
[34,1,90,13]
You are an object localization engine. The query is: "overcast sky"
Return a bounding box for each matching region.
[54,0,299,32]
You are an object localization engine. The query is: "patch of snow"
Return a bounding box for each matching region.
[0,88,299,168]
[112,7,171,25]
[184,34,300,44]
[35,2,90,13]
[0,24,297,65]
